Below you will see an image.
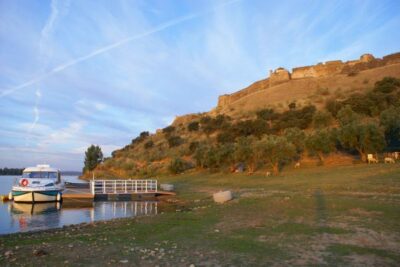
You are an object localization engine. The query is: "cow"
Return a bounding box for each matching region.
[384,157,395,164]
[367,154,378,164]
[294,162,301,168]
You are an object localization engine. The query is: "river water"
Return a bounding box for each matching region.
[0,176,160,235]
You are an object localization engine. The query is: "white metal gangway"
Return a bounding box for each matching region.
[90,179,157,195]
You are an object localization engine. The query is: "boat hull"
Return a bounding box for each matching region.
[12,190,62,203]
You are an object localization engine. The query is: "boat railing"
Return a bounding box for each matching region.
[90,179,158,195]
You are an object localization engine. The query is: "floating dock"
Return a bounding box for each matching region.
[63,179,175,201]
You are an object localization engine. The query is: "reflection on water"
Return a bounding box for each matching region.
[1,201,158,235]
[0,176,163,235]
[9,202,62,232]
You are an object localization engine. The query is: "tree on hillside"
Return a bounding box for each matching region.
[380,107,400,150]
[255,135,296,175]
[338,122,386,162]
[214,143,235,170]
[312,111,333,129]
[337,105,361,126]
[284,127,305,155]
[233,119,269,138]
[169,157,191,174]
[325,98,343,117]
[275,105,316,131]
[306,130,336,163]
[83,145,103,173]
[256,108,278,121]
[235,136,257,173]
[374,77,400,94]
[194,142,209,169]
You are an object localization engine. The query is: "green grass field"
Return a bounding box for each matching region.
[1,164,400,266]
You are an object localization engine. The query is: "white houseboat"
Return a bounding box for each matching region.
[9,165,65,203]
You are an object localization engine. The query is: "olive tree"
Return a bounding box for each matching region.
[234,136,257,173]
[338,122,386,162]
[306,130,336,163]
[255,135,296,175]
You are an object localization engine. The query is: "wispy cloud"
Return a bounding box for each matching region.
[26,0,70,140]
[0,0,240,98]
[26,89,41,144]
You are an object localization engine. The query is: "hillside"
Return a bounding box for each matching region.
[85,52,400,178]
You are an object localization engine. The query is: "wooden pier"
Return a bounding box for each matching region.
[63,179,175,201]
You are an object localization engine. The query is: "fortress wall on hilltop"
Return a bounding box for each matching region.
[216,52,400,109]
[383,52,400,64]
[218,79,269,108]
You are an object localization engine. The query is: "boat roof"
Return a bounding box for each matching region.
[23,164,59,173]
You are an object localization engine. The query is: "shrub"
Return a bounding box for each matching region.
[167,136,184,148]
[169,158,191,174]
[343,93,374,116]
[312,111,333,129]
[325,99,343,117]
[275,105,316,130]
[347,70,358,76]
[217,131,236,144]
[131,131,150,145]
[189,141,199,153]
[316,87,330,96]
[233,119,269,138]
[187,121,199,131]
[256,108,277,121]
[374,77,400,94]
[144,140,154,149]
[162,126,175,135]
[200,115,231,135]
[288,102,296,110]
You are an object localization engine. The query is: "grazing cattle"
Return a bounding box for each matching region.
[367,154,378,164]
[394,152,399,160]
[266,171,271,177]
[384,157,395,164]
[294,162,301,168]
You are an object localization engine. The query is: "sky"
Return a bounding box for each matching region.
[0,0,399,171]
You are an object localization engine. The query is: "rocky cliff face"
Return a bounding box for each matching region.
[217,52,400,109]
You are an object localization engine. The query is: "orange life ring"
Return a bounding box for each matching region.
[20,179,29,187]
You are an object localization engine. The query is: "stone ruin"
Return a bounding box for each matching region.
[217,52,400,108]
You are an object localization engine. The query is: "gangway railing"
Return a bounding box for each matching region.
[90,179,157,195]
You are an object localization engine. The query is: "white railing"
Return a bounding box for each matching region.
[90,179,157,195]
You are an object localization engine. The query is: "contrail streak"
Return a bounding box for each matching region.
[0,0,240,98]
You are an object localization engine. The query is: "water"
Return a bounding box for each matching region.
[0,176,159,235]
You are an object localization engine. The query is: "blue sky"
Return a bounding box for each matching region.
[0,0,399,170]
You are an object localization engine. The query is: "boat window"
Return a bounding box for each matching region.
[22,172,58,178]
[48,172,57,178]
